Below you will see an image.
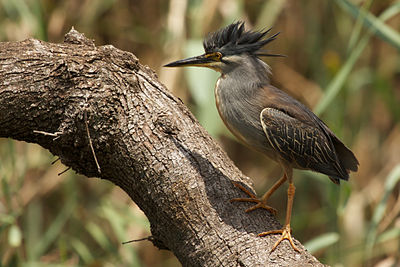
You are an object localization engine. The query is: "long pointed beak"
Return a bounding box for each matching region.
[164,54,215,68]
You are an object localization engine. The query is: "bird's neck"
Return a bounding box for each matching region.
[214,56,271,151]
[222,57,271,88]
[215,56,272,117]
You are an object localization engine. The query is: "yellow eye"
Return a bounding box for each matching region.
[205,52,222,61]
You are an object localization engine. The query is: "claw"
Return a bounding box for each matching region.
[230,174,300,253]
[259,224,300,253]
[230,182,277,215]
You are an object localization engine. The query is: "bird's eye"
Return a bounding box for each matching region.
[206,52,222,61]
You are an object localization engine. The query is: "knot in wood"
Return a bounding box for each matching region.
[64,27,95,47]
[155,111,179,135]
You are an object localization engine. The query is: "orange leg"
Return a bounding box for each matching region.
[230,174,287,215]
[259,181,300,252]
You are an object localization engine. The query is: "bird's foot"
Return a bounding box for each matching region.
[230,182,277,215]
[258,224,300,253]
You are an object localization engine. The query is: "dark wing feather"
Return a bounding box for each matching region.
[259,85,359,183]
[279,99,359,176]
[260,107,350,184]
[321,126,359,173]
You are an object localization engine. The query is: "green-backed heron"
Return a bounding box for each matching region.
[164,21,359,252]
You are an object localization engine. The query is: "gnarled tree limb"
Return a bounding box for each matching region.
[0,28,326,267]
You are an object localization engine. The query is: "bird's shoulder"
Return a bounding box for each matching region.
[260,85,322,128]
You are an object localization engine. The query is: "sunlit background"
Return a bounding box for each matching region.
[1,0,399,266]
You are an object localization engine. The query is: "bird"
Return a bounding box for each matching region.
[164,21,359,252]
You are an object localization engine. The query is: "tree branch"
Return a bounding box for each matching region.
[0,28,326,267]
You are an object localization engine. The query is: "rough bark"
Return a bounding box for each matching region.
[0,28,327,267]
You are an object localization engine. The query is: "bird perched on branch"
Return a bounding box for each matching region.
[164,21,359,252]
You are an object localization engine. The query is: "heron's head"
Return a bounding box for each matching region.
[164,21,283,73]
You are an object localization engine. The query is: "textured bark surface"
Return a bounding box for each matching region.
[0,29,327,267]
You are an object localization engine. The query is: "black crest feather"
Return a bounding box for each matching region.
[203,21,281,57]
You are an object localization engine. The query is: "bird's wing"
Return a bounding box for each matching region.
[260,85,358,178]
[260,107,348,183]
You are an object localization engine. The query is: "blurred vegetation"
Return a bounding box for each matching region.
[0,0,399,266]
